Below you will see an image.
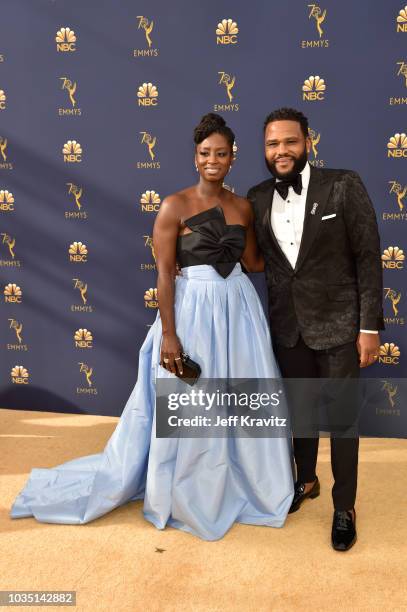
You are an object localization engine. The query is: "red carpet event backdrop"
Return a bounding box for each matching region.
[0,1,406,434]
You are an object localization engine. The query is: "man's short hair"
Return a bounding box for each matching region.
[263,107,309,139]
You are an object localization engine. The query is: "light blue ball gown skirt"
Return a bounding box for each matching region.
[10,264,294,540]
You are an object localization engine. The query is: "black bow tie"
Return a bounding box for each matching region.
[275,174,303,200]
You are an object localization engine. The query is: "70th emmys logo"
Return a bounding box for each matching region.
[140,190,161,212]
[1,232,20,267]
[7,318,28,351]
[63,140,82,163]
[0,136,12,170]
[382,246,405,269]
[383,287,404,325]
[71,278,93,313]
[141,235,156,271]
[4,283,22,303]
[379,342,401,365]
[389,62,407,106]
[69,241,88,263]
[77,362,97,395]
[302,76,326,101]
[214,72,239,112]
[383,180,407,221]
[301,4,329,48]
[216,19,239,45]
[134,16,158,57]
[56,27,76,52]
[138,132,160,169]
[74,328,93,349]
[308,128,325,168]
[0,189,14,211]
[65,183,87,220]
[387,133,407,158]
[137,82,158,107]
[11,365,29,384]
[59,77,81,116]
[397,6,407,32]
[0,90,6,110]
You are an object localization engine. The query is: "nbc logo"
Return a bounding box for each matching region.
[397,5,407,32]
[0,189,14,211]
[0,90,6,110]
[387,133,407,158]
[56,27,76,52]
[216,19,239,45]
[75,328,93,349]
[69,241,88,263]
[302,76,326,101]
[4,283,22,303]
[63,140,82,163]
[144,287,158,308]
[379,342,401,365]
[137,82,158,107]
[140,190,161,212]
[11,365,29,384]
[381,246,405,270]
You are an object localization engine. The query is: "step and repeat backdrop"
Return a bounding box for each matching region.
[0,1,406,433]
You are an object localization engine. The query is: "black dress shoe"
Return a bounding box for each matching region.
[288,477,320,514]
[331,509,357,551]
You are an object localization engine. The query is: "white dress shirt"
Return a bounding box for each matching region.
[270,162,377,334]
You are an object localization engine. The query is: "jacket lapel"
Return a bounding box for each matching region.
[294,166,334,272]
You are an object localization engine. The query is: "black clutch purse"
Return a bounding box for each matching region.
[176,352,201,385]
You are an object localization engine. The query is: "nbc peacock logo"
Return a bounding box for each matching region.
[387,133,407,158]
[379,342,401,365]
[56,27,77,52]
[144,287,158,308]
[69,241,88,263]
[137,82,158,107]
[216,19,239,45]
[4,282,22,303]
[63,140,82,163]
[140,190,161,212]
[397,5,407,32]
[381,246,405,270]
[74,328,93,349]
[11,365,29,384]
[302,75,326,101]
[0,90,6,110]
[0,189,14,211]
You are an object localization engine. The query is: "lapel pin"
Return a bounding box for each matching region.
[310,202,318,215]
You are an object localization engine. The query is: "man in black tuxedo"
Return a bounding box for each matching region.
[247,108,384,551]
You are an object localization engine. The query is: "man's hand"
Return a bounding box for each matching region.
[356,332,380,368]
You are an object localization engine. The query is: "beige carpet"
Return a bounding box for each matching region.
[1,408,406,612]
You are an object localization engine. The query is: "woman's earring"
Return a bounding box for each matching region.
[195,162,199,172]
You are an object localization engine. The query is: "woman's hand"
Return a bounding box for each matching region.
[160,332,184,375]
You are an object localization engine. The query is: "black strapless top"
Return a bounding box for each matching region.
[176,206,246,278]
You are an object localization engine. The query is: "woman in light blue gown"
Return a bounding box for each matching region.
[10,114,294,540]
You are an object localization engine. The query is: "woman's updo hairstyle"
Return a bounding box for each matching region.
[193,113,235,151]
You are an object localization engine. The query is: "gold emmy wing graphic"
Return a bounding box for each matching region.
[216,19,239,44]
[67,183,83,210]
[144,235,156,261]
[384,288,402,316]
[218,72,236,103]
[397,5,407,32]
[0,90,6,110]
[0,137,8,161]
[308,128,321,158]
[73,279,88,304]
[79,362,94,387]
[56,27,76,51]
[140,190,161,212]
[137,16,154,47]
[396,61,407,86]
[308,4,327,38]
[302,76,326,100]
[60,77,77,107]
[381,246,405,269]
[389,181,407,211]
[63,140,82,162]
[74,328,93,348]
[2,232,16,258]
[381,380,398,408]
[0,190,14,211]
[11,365,29,384]
[379,342,401,365]
[9,319,23,343]
[137,83,158,106]
[69,241,88,262]
[4,283,22,303]
[387,133,407,157]
[140,132,157,160]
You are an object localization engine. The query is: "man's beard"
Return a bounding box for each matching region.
[265,147,308,180]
